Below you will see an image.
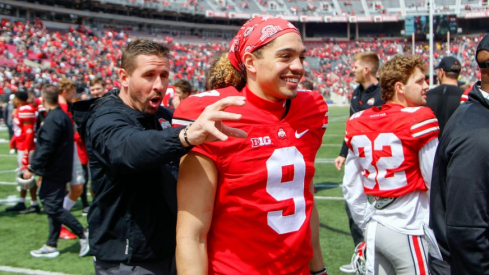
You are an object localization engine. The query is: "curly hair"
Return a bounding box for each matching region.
[205,52,246,91]
[379,55,426,101]
[58,78,76,93]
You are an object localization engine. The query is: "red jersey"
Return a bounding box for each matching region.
[13,104,37,151]
[173,86,328,275]
[345,103,439,197]
[162,86,175,108]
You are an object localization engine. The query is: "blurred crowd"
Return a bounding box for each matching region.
[0,17,484,104]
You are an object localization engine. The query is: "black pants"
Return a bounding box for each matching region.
[345,203,364,246]
[39,177,85,247]
[94,257,176,275]
[79,164,90,208]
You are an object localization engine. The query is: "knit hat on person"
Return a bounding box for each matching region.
[228,16,300,72]
[435,56,461,73]
[476,33,489,68]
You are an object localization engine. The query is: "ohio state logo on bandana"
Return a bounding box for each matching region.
[260,25,284,41]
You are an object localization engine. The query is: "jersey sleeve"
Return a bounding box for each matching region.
[17,105,37,125]
[172,87,239,162]
[409,107,439,151]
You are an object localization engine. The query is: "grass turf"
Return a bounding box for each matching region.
[0,106,353,275]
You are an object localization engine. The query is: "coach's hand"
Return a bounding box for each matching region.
[179,96,247,147]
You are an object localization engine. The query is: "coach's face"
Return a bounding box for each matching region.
[119,54,170,116]
[353,60,366,84]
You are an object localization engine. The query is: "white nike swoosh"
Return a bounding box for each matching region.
[295,129,309,138]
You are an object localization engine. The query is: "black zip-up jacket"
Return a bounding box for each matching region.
[30,106,73,183]
[430,82,489,274]
[339,82,384,157]
[72,89,190,263]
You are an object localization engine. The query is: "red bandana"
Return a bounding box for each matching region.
[228,16,300,72]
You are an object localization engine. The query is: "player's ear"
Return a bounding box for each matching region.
[395,81,404,95]
[243,52,257,74]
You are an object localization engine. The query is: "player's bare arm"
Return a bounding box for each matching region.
[176,152,218,274]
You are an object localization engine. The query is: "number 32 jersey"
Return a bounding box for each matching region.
[173,86,328,275]
[344,103,439,234]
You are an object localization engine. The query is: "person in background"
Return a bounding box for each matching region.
[343,55,439,275]
[169,79,192,110]
[89,77,105,98]
[430,32,489,275]
[25,84,89,258]
[425,56,465,135]
[57,78,86,240]
[6,91,39,214]
[336,52,385,274]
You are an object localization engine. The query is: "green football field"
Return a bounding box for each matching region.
[0,106,354,275]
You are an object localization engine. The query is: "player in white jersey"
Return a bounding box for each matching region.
[343,55,439,275]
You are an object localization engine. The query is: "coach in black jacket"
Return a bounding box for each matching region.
[25,84,88,258]
[72,39,246,274]
[430,34,489,275]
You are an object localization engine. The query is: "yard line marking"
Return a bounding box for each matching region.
[0,154,17,157]
[320,144,342,147]
[0,169,17,174]
[0,266,73,275]
[314,196,345,201]
[314,158,335,163]
[0,181,17,185]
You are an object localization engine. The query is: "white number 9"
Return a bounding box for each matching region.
[266,147,306,234]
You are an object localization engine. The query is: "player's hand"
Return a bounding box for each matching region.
[21,153,29,167]
[23,170,34,180]
[181,96,247,146]
[334,156,346,171]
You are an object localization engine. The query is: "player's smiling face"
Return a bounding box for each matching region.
[402,67,429,107]
[245,32,306,102]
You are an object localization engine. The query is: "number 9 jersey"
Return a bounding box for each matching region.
[173,86,328,275]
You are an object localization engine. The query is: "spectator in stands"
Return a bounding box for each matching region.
[334,51,385,274]
[425,56,464,135]
[72,39,246,275]
[25,84,89,258]
[6,91,39,214]
[430,33,489,275]
[173,16,327,275]
[89,77,105,98]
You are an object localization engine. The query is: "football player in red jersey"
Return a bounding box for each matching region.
[343,55,439,275]
[174,16,328,275]
[6,91,39,213]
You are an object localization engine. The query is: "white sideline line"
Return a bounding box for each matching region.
[315,158,335,163]
[314,196,345,201]
[0,266,73,275]
[0,154,17,157]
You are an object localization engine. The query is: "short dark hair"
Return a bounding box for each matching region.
[174,80,192,95]
[121,39,170,76]
[14,91,29,102]
[90,77,105,87]
[41,84,59,105]
[300,80,314,90]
